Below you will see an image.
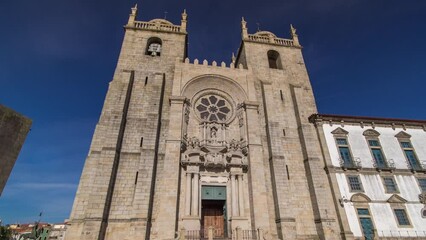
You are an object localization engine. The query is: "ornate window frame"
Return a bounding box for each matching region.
[363,129,391,170]
[332,127,360,169]
[351,193,377,239]
[387,194,413,228]
[395,131,423,171]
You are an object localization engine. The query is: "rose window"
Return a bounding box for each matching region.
[196,95,231,122]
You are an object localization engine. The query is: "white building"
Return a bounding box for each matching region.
[310,114,426,239]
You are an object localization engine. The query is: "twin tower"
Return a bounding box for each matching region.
[66,5,346,240]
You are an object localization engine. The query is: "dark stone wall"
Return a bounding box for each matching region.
[0,104,32,196]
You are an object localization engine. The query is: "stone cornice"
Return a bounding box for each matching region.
[310,113,426,130]
[325,165,426,175]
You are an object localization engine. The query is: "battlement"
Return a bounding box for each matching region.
[179,58,247,70]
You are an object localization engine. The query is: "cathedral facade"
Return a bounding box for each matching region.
[65,5,426,240]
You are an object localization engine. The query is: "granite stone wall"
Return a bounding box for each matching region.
[0,104,32,196]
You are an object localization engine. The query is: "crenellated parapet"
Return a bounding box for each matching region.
[179,57,247,70]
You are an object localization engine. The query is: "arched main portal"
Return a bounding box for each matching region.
[180,75,250,237]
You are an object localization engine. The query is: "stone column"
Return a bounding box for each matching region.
[231,174,239,216]
[237,174,244,216]
[185,172,192,216]
[192,172,199,216]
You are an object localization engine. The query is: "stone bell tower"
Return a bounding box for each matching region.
[65,5,188,240]
[235,18,345,239]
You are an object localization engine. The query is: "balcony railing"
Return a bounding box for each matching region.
[180,227,265,240]
[372,158,396,171]
[339,157,362,170]
[378,229,426,238]
[406,160,426,172]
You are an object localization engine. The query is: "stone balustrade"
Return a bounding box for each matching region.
[247,34,295,47]
[132,20,183,33]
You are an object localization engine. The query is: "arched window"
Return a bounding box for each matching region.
[267,50,282,69]
[146,37,162,56]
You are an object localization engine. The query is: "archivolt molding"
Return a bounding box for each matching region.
[181,74,248,104]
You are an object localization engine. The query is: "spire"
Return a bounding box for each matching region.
[231,52,236,65]
[290,24,301,47]
[241,17,248,39]
[127,4,138,27]
[181,9,188,32]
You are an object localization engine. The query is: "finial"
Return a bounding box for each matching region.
[256,22,261,32]
[241,17,247,27]
[290,24,300,47]
[164,11,168,20]
[181,9,188,32]
[182,9,187,20]
[290,24,296,35]
[241,17,248,39]
[128,3,138,26]
[131,4,138,15]
[231,52,236,64]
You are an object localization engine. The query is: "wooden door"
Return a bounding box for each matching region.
[202,201,225,238]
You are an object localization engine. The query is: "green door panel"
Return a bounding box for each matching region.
[202,186,226,200]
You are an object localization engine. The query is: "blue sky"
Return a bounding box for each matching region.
[1,0,426,224]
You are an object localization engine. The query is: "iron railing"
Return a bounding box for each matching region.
[372,158,396,170]
[339,157,362,170]
[406,160,426,172]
